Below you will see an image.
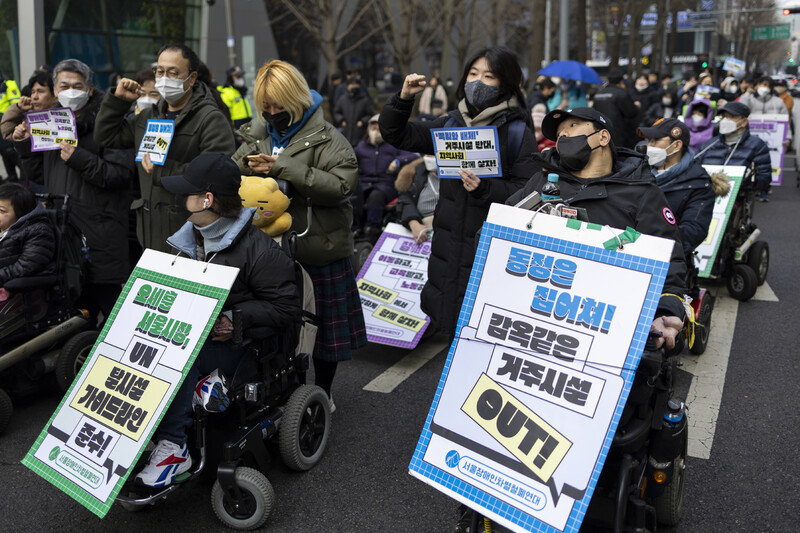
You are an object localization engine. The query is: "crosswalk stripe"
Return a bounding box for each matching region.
[363,335,449,393]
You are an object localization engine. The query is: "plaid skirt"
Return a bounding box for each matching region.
[304,257,367,362]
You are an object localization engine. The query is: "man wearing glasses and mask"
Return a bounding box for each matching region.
[507,107,687,349]
[94,43,235,252]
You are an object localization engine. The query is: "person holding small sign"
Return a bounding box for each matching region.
[12,59,135,324]
[93,44,236,253]
[135,153,300,487]
[379,46,538,337]
[506,108,687,349]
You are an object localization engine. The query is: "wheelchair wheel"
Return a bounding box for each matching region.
[351,241,373,275]
[211,466,274,530]
[726,264,758,301]
[689,294,713,355]
[55,330,99,392]
[654,424,688,526]
[278,384,330,471]
[0,388,12,435]
[746,241,769,286]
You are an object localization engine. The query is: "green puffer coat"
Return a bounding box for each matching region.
[93,82,236,253]
[233,108,358,266]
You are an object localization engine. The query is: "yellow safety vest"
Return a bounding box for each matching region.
[217,85,252,121]
[0,80,20,113]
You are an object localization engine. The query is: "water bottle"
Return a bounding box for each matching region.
[650,397,687,464]
[663,398,685,428]
[542,173,561,202]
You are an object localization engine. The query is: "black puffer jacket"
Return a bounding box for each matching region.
[507,148,687,320]
[656,155,715,257]
[0,203,56,286]
[167,207,301,330]
[592,85,640,149]
[16,90,135,284]
[380,92,539,334]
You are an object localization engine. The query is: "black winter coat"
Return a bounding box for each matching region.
[507,148,687,320]
[657,157,715,257]
[694,129,772,189]
[0,203,56,286]
[167,208,301,331]
[379,93,539,334]
[592,85,641,149]
[16,91,135,284]
[334,92,374,146]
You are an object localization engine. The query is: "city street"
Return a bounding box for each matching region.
[1,164,798,532]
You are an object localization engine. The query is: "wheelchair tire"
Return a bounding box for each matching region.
[56,330,99,392]
[0,388,12,435]
[654,425,688,526]
[689,294,713,355]
[351,241,373,275]
[278,384,330,471]
[211,466,274,530]
[726,264,758,301]
[746,241,769,286]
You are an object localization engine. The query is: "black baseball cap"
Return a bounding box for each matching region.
[161,153,242,196]
[542,107,612,141]
[719,101,751,118]
[637,118,691,149]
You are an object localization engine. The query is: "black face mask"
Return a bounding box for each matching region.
[557,130,602,171]
[349,87,360,97]
[262,110,292,133]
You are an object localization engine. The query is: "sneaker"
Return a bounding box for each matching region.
[328,394,336,414]
[135,440,192,488]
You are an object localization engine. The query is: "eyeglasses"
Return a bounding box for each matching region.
[153,67,190,79]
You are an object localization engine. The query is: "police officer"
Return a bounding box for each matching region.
[218,65,253,129]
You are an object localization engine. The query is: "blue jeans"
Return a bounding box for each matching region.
[157,340,244,446]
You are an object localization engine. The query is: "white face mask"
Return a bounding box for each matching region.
[635,84,648,92]
[662,97,673,107]
[646,141,678,168]
[368,128,383,145]
[136,96,159,112]
[423,155,438,172]
[233,77,245,88]
[155,74,192,103]
[57,88,90,111]
[719,117,742,135]
[756,86,771,97]
[691,114,705,126]
[726,84,738,94]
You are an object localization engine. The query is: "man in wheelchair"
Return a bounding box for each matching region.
[135,153,300,488]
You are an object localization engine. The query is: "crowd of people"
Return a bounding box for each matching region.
[0,43,787,487]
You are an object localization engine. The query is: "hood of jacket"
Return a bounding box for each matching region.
[267,90,324,148]
[8,202,51,233]
[685,98,714,131]
[167,207,256,260]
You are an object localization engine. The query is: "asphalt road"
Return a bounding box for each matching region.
[1,164,798,532]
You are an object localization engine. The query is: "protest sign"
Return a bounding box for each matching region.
[693,84,720,101]
[748,113,788,185]
[409,203,673,532]
[695,165,745,278]
[431,126,503,178]
[135,119,175,165]
[722,57,745,75]
[356,222,431,348]
[22,249,238,518]
[25,107,77,152]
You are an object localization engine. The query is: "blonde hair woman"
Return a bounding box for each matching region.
[233,60,365,408]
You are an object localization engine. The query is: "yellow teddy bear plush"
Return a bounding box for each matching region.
[239,176,293,237]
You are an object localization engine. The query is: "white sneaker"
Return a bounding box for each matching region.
[329,394,336,414]
[135,440,192,488]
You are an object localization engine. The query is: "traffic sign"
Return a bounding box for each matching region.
[751,24,791,41]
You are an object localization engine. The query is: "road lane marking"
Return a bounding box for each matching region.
[682,290,738,459]
[363,336,449,393]
[752,281,778,302]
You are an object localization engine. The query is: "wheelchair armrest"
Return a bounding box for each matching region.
[273,178,294,197]
[4,275,58,292]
